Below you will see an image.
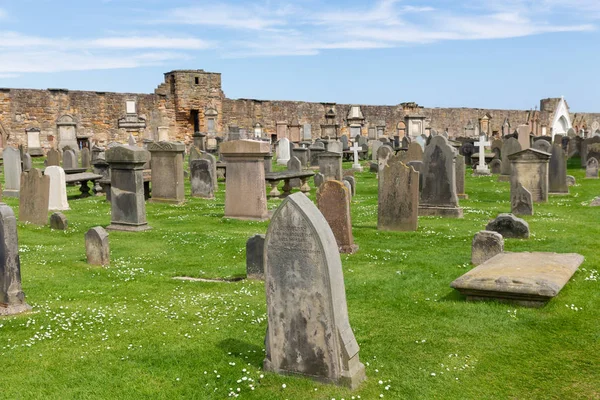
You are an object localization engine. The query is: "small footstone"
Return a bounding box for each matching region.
[246,234,265,280]
[49,212,68,230]
[590,197,600,207]
[485,213,529,239]
[566,175,576,186]
[85,227,110,265]
[471,231,504,265]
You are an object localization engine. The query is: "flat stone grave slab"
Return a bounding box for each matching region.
[451,252,584,307]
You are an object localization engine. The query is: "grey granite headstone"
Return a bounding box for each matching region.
[340,135,349,151]
[49,212,68,230]
[471,231,504,266]
[511,183,533,216]
[264,192,365,388]
[549,144,568,194]
[81,147,91,169]
[85,227,110,265]
[0,203,31,315]
[22,153,32,172]
[378,155,419,231]
[586,157,598,178]
[246,234,265,280]
[148,141,185,204]
[532,139,552,153]
[63,149,77,170]
[3,148,22,198]
[190,159,215,199]
[342,176,356,197]
[19,169,50,226]
[318,152,342,182]
[486,213,529,239]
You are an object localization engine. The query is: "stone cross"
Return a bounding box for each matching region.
[474,134,491,175]
[350,143,363,172]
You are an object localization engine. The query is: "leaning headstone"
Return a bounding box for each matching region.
[0,204,31,315]
[511,183,533,216]
[586,157,598,179]
[419,136,463,217]
[45,166,70,211]
[190,159,215,199]
[85,227,110,265]
[148,141,186,204]
[471,231,504,266]
[19,169,50,226]
[105,145,151,231]
[81,147,91,169]
[499,138,522,181]
[316,180,358,254]
[378,155,419,231]
[220,140,271,221]
[485,213,529,239]
[47,148,60,167]
[3,147,22,198]
[508,149,551,202]
[548,144,568,194]
[22,153,32,172]
[455,155,467,199]
[63,149,77,170]
[246,234,265,280]
[263,193,365,388]
[49,212,68,230]
[319,151,343,182]
[276,138,291,165]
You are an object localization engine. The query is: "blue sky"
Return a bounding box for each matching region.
[0,0,598,111]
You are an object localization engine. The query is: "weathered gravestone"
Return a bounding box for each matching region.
[340,135,349,151]
[378,154,419,231]
[486,214,529,239]
[85,227,110,265]
[63,149,78,170]
[343,176,356,197]
[499,138,522,181]
[327,141,343,154]
[47,148,60,167]
[148,141,185,204]
[0,204,31,316]
[586,157,598,179]
[263,192,365,388]
[49,212,68,230]
[45,166,70,211]
[318,151,343,182]
[419,136,463,217]
[511,183,533,216]
[581,136,600,167]
[287,156,302,188]
[509,149,550,202]
[190,159,215,199]
[403,142,423,163]
[590,197,600,207]
[26,128,43,156]
[548,144,568,194]
[19,169,50,226]
[199,151,218,192]
[105,145,151,232]
[22,154,32,172]
[292,147,309,168]
[532,139,552,153]
[316,180,358,254]
[455,155,467,200]
[3,147,22,198]
[566,175,576,186]
[377,145,393,173]
[517,125,531,150]
[189,145,202,164]
[81,147,91,169]
[471,231,504,266]
[246,234,265,280]
[220,140,271,221]
[489,159,502,174]
[371,141,382,162]
[276,138,291,165]
[309,143,325,167]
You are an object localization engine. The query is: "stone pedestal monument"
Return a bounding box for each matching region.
[508,148,551,203]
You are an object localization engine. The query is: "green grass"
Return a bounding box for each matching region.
[0,157,598,399]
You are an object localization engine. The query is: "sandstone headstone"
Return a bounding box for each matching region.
[419,136,463,217]
[486,214,529,239]
[0,204,31,315]
[220,140,271,221]
[511,183,533,216]
[45,166,70,211]
[316,180,358,254]
[26,128,43,156]
[319,151,343,182]
[190,159,215,199]
[105,145,151,232]
[49,212,68,230]
[19,169,50,226]
[403,142,423,163]
[276,138,291,165]
[377,145,393,173]
[47,148,60,167]
[471,231,504,266]
[499,137,522,181]
[509,149,550,202]
[85,227,110,265]
[3,147,22,198]
[148,141,185,204]
[586,157,598,179]
[246,234,265,280]
[532,139,552,153]
[548,144,568,194]
[455,155,467,199]
[517,125,531,149]
[264,193,365,388]
[378,155,419,231]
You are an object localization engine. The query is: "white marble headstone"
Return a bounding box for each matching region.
[45,166,70,211]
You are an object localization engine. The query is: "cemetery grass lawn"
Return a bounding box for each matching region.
[0,158,599,399]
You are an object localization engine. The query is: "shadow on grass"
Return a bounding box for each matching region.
[438,289,465,303]
[218,338,264,365]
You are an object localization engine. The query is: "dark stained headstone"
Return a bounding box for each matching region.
[63,149,77,170]
[509,149,551,203]
[22,153,32,172]
[471,231,504,266]
[548,144,568,194]
[264,192,365,388]
[19,168,50,225]
[85,227,110,265]
[486,213,530,239]
[316,180,358,254]
[49,212,68,230]
[378,154,419,231]
[489,159,502,174]
[586,157,599,179]
[511,183,533,216]
[246,234,265,280]
[148,141,185,204]
[499,137,521,180]
[190,159,216,199]
[81,147,91,169]
[532,139,552,153]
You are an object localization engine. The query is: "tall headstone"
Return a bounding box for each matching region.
[220,140,271,221]
[316,181,358,254]
[57,115,78,150]
[309,143,325,167]
[190,159,215,199]
[81,147,91,169]
[287,156,302,188]
[319,152,343,182]
[586,157,599,179]
[19,169,50,226]
[403,142,423,163]
[371,141,383,162]
[303,124,312,140]
[377,145,393,173]
[508,149,551,202]
[3,148,22,198]
[105,145,151,232]
[246,234,265,280]
[511,182,533,216]
[378,154,419,231]
[517,125,531,150]
[548,144,568,194]
[419,136,463,217]
[45,166,70,211]
[85,227,110,266]
[499,138,521,181]
[340,135,349,151]
[264,193,365,389]
[199,151,218,192]
[148,141,185,204]
[63,149,77,170]
[0,204,31,316]
[276,138,291,165]
[455,155,467,200]
[47,148,60,167]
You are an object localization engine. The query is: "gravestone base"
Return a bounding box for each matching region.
[419,205,463,218]
[549,191,570,196]
[0,303,32,316]
[106,223,152,232]
[351,163,363,172]
[458,194,469,200]
[2,189,19,198]
[264,359,366,390]
[27,147,44,157]
[473,168,491,176]
[224,214,271,222]
[149,197,185,205]
[498,174,510,182]
[340,243,359,254]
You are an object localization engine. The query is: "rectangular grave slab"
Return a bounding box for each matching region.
[451,252,584,307]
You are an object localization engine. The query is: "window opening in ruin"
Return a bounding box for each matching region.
[191,110,200,133]
[195,77,199,85]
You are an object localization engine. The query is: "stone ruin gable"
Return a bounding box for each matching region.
[0,87,162,150]
[424,107,531,137]
[155,70,225,139]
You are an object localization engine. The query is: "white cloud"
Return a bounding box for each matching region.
[90,36,213,50]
